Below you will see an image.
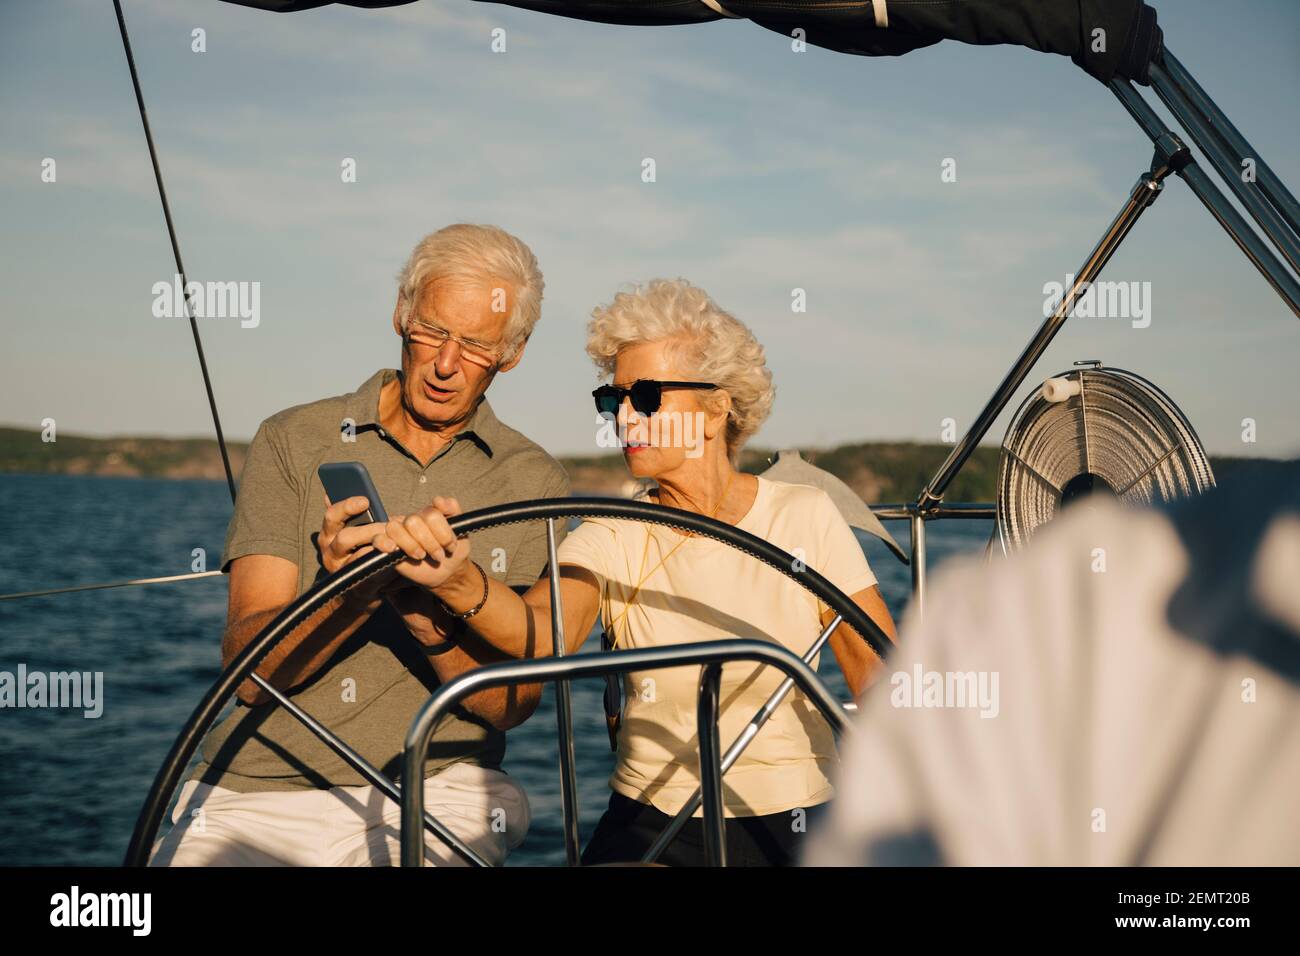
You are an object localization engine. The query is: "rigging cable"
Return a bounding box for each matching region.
[112,0,237,504]
[0,571,223,603]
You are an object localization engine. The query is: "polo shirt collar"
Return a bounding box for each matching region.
[343,368,501,458]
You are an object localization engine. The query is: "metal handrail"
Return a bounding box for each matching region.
[399,638,851,867]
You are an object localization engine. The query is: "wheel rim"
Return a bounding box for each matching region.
[126,496,890,866]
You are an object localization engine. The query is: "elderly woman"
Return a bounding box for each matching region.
[371,279,896,866]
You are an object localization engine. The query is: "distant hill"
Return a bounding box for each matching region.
[0,427,250,482]
[0,425,1287,503]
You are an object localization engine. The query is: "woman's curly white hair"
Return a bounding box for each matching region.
[586,279,775,461]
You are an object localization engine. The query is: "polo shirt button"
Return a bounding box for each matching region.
[419,475,427,484]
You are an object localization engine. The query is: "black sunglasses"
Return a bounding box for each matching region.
[592,380,719,417]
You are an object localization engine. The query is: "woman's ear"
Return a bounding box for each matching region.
[702,390,731,441]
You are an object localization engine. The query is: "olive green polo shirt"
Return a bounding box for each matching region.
[193,368,570,793]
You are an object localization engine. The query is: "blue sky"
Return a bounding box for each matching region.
[2,0,1297,458]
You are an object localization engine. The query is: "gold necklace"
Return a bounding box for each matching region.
[605,470,738,648]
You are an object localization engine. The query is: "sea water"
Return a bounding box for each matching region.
[0,472,989,866]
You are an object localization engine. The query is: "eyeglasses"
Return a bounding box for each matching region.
[592,380,719,418]
[404,320,503,369]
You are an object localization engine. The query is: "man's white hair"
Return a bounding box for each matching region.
[586,278,775,461]
[396,223,544,361]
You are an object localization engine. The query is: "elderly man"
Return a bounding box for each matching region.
[151,224,569,867]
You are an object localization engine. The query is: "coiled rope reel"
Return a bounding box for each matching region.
[996,361,1215,554]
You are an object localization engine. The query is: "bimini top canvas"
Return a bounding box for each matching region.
[220,0,1165,85]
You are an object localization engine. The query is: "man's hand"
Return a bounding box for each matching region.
[225,496,404,705]
[370,496,472,592]
[318,495,397,602]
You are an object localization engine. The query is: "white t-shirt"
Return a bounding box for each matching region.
[556,476,878,817]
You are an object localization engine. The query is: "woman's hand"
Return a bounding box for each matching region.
[370,497,472,592]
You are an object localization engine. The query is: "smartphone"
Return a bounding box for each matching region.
[318,461,389,527]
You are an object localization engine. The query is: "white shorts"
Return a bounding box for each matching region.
[149,762,530,867]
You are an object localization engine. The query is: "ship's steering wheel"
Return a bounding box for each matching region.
[125,497,892,867]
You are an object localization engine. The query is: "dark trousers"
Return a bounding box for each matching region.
[580,792,829,867]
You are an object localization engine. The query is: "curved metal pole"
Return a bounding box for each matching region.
[400,639,847,866]
[642,613,842,863]
[249,674,484,866]
[546,519,581,866]
[696,663,726,867]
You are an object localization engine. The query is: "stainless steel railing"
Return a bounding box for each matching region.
[399,638,851,867]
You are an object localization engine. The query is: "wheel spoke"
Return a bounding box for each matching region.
[546,518,582,866]
[249,673,486,866]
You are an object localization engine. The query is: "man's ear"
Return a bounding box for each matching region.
[392,296,406,338]
[497,336,528,373]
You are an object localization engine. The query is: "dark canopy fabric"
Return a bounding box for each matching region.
[221,0,1162,84]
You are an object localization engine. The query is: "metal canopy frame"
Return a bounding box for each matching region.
[878,45,1299,615]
